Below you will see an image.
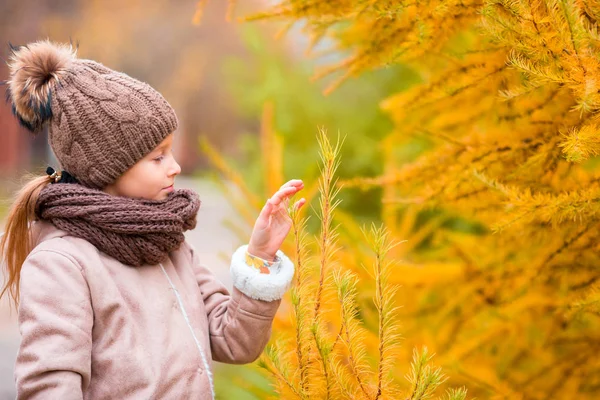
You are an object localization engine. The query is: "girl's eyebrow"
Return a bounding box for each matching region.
[153,142,169,152]
[148,145,166,158]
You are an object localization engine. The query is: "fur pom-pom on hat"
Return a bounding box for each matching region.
[6,40,77,132]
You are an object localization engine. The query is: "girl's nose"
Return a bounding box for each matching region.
[169,159,182,177]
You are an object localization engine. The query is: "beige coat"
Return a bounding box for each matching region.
[15,221,294,400]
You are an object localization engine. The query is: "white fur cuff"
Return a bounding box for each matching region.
[230,245,295,302]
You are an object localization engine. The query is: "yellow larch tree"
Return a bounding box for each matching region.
[196,0,600,398]
[240,1,600,399]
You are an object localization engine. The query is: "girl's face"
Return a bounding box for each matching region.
[103,133,181,200]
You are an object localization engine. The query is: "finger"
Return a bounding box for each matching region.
[256,200,274,228]
[279,179,304,191]
[294,198,306,210]
[276,181,304,197]
[270,186,298,206]
[262,199,274,215]
[281,179,303,187]
[270,182,305,207]
[283,196,290,210]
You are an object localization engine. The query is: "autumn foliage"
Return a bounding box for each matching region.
[204,0,600,398]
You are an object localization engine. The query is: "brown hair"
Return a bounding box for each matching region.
[1,174,52,309]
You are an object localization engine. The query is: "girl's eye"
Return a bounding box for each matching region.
[153,155,164,162]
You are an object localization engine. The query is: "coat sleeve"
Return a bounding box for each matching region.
[15,247,93,400]
[190,244,294,364]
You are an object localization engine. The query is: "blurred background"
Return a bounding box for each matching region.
[0,0,411,398]
[5,1,600,399]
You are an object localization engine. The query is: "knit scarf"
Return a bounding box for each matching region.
[35,183,201,266]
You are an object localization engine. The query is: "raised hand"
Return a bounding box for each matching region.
[247,179,306,261]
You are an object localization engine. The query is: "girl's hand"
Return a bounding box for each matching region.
[248,179,306,261]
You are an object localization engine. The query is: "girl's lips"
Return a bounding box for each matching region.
[163,184,174,192]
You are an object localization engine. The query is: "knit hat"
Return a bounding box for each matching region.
[5,40,178,188]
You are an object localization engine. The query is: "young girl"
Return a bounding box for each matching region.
[1,40,305,399]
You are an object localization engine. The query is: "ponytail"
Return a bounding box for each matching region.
[1,174,52,309]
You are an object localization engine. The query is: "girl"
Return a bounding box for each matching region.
[1,40,305,399]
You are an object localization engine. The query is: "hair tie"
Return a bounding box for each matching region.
[46,166,79,184]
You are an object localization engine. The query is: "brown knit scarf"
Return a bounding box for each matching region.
[35,183,201,266]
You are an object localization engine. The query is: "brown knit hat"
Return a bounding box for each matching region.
[5,40,178,188]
